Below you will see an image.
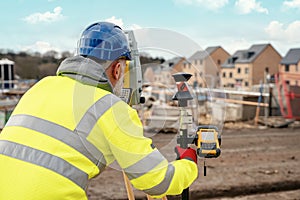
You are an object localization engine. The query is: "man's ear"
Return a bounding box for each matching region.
[112,62,121,80]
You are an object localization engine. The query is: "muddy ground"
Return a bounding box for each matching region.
[87,121,300,200]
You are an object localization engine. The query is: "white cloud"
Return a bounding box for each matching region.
[105,16,124,28]
[23,7,64,24]
[235,0,268,14]
[222,38,251,54]
[265,20,300,43]
[105,16,142,30]
[21,41,60,54]
[174,0,229,11]
[283,0,300,9]
[129,24,142,30]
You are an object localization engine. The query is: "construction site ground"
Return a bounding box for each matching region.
[87,121,300,200]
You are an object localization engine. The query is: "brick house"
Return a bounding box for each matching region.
[221,44,282,89]
[143,57,186,86]
[279,48,300,86]
[182,46,230,88]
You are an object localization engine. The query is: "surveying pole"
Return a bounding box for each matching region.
[172,72,195,200]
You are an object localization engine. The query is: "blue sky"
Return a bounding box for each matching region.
[0,0,300,59]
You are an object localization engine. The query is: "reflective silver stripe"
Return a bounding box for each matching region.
[75,94,120,136]
[0,140,88,190]
[143,164,175,196]
[5,114,106,171]
[124,149,166,180]
[74,94,120,168]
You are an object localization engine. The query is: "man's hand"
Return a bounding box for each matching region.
[175,146,197,164]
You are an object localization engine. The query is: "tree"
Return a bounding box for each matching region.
[43,50,59,59]
[61,51,73,59]
[38,63,58,78]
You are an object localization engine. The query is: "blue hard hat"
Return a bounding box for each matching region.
[77,22,131,61]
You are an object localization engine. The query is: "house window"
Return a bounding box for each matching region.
[217,59,221,65]
[200,59,203,65]
[265,67,269,73]
[194,60,197,65]
[200,72,203,77]
[223,72,226,78]
[236,79,243,87]
[237,68,241,74]
[245,68,249,74]
[247,52,255,59]
[285,65,289,72]
[229,72,233,78]
[245,82,249,87]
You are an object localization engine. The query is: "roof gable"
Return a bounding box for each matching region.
[235,44,269,63]
[151,57,184,74]
[281,48,300,65]
[188,50,209,61]
[205,46,220,55]
[161,57,183,68]
[222,50,246,68]
[188,46,220,61]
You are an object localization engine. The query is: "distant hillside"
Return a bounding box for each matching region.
[0,50,164,80]
[0,50,71,80]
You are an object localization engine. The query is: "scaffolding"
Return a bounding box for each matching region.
[275,72,300,120]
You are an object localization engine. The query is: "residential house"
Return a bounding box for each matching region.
[221,50,244,88]
[142,57,186,102]
[221,44,282,89]
[183,46,230,88]
[279,48,300,86]
[143,57,186,86]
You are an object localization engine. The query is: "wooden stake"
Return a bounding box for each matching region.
[123,170,168,200]
[255,81,263,126]
[122,171,135,200]
[254,106,260,125]
[214,98,268,107]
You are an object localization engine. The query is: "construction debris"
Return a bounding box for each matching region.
[257,116,295,128]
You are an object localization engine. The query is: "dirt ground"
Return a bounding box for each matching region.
[87,121,300,200]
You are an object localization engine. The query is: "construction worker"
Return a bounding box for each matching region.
[0,21,198,199]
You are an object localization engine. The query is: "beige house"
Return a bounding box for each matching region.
[143,57,186,86]
[221,44,282,89]
[279,48,300,86]
[182,46,230,88]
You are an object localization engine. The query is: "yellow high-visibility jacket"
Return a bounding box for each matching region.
[0,56,198,200]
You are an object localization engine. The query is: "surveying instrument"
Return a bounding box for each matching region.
[172,72,222,200]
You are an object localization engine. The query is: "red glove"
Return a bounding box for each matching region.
[175,146,197,164]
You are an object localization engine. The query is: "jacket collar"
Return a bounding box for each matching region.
[56,55,113,93]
